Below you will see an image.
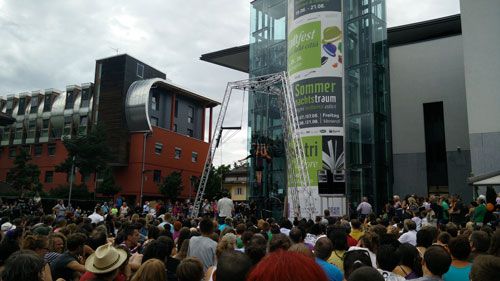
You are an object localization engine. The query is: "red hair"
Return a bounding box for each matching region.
[246,250,328,281]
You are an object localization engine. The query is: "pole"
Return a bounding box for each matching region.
[68,156,75,209]
[140,132,148,206]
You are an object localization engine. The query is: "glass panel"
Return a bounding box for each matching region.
[347,65,372,115]
[43,95,52,112]
[346,114,373,165]
[65,92,75,109]
[346,18,371,67]
[344,0,370,20]
[18,98,26,115]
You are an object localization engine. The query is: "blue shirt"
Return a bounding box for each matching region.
[443,264,471,281]
[316,258,343,281]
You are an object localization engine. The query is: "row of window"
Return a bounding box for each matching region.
[9,89,92,116]
[153,143,198,162]
[2,143,57,158]
[150,96,195,123]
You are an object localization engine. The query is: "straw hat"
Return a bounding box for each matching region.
[85,243,128,274]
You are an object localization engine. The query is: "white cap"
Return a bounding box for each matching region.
[1,222,16,232]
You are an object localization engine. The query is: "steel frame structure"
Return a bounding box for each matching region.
[192,72,313,218]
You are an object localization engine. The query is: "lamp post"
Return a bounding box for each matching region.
[68,155,76,209]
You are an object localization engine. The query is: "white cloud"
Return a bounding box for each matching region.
[0,0,460,166]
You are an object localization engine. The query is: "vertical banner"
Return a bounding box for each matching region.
[287,0,345,218]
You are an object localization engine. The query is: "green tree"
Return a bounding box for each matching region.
[56,123,111,179]
[96,167,121,197]
[6,148,42,198]
[48,183,92,199]
[159,171,183,200]
[204,164,231,200]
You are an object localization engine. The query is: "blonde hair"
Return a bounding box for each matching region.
[216,233,237,258]
[130,258,165,281]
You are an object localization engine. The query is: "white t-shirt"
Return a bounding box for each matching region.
[88,212,104,224]
[217,197,234,218]
[398,230,417,246]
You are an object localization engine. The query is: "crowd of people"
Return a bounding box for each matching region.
[0,192,499,281]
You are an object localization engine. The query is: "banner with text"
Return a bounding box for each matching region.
[287,0,345,218]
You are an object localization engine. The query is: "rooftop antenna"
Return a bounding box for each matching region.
[110,47,119,54]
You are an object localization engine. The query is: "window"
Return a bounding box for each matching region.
[45,171,54,183]
[188,106,194,123]
[155,142,163,154]
[153,170,161,183]
[137,63,144,78]
[151,93,159,111]
[6,99,13,114]
[65,91,75,109]
[41,119,50,137]
[8,147,16,158]
[18,98,26,115]
[81,89,90,108]
[47,143,56,156]
[187,129,193,137]
[30,97,39,112]
[27,120,36,139]
[174,100,179,117]
[80,116,88,126]
[22,145,31,155]
[64,116,73,136]
[191,152,198,162]
[34,144,43,156]
[237,187,243,195]
[150,116,159,127]
[174,148,182,159]
[173,124,177,132]
[43,95,52,112]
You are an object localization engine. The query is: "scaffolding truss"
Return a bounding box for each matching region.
[192,72,313,218]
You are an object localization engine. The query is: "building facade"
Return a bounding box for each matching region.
[0,54,218,202]
[201,0,500,213]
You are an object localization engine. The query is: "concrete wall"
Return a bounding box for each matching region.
[461,0,500,176]
[389,35,471,200]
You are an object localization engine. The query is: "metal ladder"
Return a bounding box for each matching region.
[192,72,312,218]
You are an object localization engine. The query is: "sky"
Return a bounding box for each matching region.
[0,0,460,166]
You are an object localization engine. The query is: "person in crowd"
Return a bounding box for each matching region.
[119,202,130,217]
[348,231,378,267]
[469,230,490,260]
[187,218,217,271]
[1,250,51,281]
[51,233,87,281]
[269,233,291,252]
[0,227,23,266]
[393,243,422,279]
[212,251,252,281]
[174,239,190,261]
[357,197,373,220]
[247,250,328,281]
[414,245,452,281]
[348,266,384,281]
[81,244,129,281]
[88,206,105,225]
[399,219,418,246]
[130,258,166,281]
[46,232,67,264]
[376,244,405,281]
[216,191,234,225]
[245,234,267,265]
[488,228,500,257]
[118,225,141,254]
[470,255,500,281]
[22,235,54,281]
[288,242,315,258]
[416,226,437,256]
[53,200,67,221]
[314,237,343,281]
[327,227,348,272]
[349,219,364,241]
[343,249,373,280]
[443,236,472,281]
[473,196,487,226]
[176,257,204,281]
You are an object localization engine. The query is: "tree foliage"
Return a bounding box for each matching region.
[56,124,111,178]
[96,167,121,196]
[48,183,92,200]
[204,164,231,200]
[6,148,42,198]
[159,171,183,200]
